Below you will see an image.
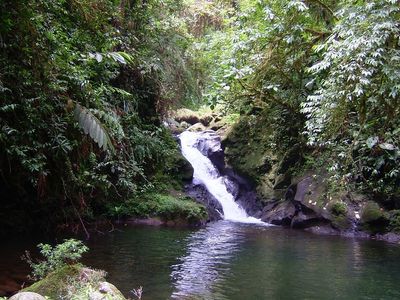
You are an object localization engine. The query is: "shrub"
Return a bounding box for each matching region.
[330,202,347,216]
[23,239,89,280]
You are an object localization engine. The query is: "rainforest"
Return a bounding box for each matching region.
[1,0,399,299]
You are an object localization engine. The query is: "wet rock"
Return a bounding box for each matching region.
[273,173,291,190]
[188,123,207,132]
[291,210,324,229]
[224,177,239,199]
[185,184,223,221]
[304,225,339,236]
[261,201,296,225]
[293,177,313,204]
[199,114,213,126]
[236,190,263,217]
[375,232,400,244]
[9,292,46,300]
[196,130,225,172]
[173,109,200,125]
[174,153,194,182]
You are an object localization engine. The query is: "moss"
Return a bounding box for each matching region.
[330,202,347,216]
[331,215,351,230]
[23,265,81,299]
[113,192,208,223]
[23,265,126,300]
[223,115,276,181]
[328,201,351,229]
[361,202,384,223]
[360,201,389,233]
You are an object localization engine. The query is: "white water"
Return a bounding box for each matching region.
[179,130,262,224]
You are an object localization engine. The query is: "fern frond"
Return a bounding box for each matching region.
[74,104,115,154]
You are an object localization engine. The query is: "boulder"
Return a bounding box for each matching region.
[179,121,191,129]
[175,153,194,182]
[261,201,296,225]
[187,122,207,132]
[224,177,239,199]
[185,184,223,221]
[196,130,225,172]
[89,282,126,300]
[236,189,263,217]
[9,292,46,300]
[172,109,200,125]
[199,114,213,126]
[291,210,324,228]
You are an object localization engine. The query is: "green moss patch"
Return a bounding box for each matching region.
[109,193,208,224]
[23,265,126,300]
[23,265,81,299]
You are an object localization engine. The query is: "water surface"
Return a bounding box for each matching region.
[81,222,400,300]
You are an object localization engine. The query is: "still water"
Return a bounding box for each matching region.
[2,221,400,299]
[83,221,400,300]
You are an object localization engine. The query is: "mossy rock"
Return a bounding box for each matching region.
[360,201,389,233]
[361,202,384,223]
[23,265,126,300]
[331,215,352,230]
[223,116,276,181]
[171,108,200,125]
[23,265,81,299]
[120,193,208,224]
[330,202,348,216]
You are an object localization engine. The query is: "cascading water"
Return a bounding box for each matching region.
[179,130,262,224]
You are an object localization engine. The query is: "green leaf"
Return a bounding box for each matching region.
[366,136,379,149]
[379,143,395,151]
[74,103,115,154]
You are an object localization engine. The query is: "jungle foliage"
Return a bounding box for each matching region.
[0,0,399,233]
[0,0,202,233]
[192,0,399,206]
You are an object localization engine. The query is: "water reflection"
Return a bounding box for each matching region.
[171,221,248,299]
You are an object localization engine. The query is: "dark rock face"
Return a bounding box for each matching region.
[224,177,239,199]
[261,176,331,229]
[185,184,223,222]
[174,152,194,182]
[196,130,225,172]
[261,201,295,225]
[236,189,263,217]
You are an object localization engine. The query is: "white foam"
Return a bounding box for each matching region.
[179,131,264,224]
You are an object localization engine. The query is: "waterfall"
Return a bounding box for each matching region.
[179,130,262,224]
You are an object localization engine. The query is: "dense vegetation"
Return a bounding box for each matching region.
[0,0,205,234]
[191,0,399,214]
[0,0,399,235]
